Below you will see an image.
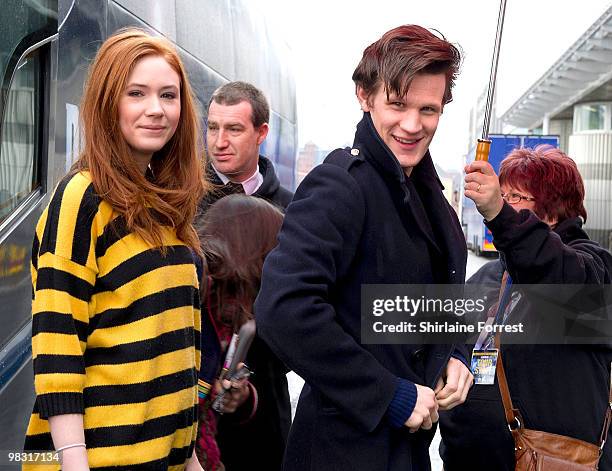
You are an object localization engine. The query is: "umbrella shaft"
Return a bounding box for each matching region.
[482,0,508,140]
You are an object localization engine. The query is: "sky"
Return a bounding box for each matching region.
[259,0,612,172]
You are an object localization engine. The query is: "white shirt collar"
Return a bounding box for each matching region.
[211,164,264,196]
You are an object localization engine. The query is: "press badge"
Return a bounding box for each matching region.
[470,349,498,385]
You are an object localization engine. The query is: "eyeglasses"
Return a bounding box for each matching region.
[501,192,536,204]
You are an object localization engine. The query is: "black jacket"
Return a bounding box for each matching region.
[255,113,467,471]
[198,155,293,214]
[197,155,293,471]
[439,204,612,471]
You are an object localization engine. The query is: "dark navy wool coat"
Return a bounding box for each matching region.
[255,113,468,471]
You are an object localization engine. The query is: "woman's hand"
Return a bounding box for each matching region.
[464,161,504,222]
[214,362,251,413]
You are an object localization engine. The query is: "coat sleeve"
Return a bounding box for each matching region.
[486,203,612,284]
[254,163,398,433]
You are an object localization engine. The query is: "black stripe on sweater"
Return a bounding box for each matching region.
[23,432,53,450]
[94,245,194,294]
[34,354,84,375]
[31,233,40,271]
[83,368,197,406]
[39,177,71,255]
[83,328,194,367]
[71,183,101,265]
[94,215,131,259]
[33,311,88,342]
[36,267,94,301]
[88,285,198,332]
[84,405,197,447]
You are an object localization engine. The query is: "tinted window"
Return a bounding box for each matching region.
[0,0,56,224]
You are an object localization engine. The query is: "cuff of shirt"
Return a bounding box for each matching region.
[386,377,417,429]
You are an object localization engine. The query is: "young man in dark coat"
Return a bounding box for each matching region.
[195,81,293,471]
[254,25,473,471]
[440,145,612,470]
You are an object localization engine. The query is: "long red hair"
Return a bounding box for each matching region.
[74,28,208,253]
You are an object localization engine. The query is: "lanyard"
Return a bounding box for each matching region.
[474,272,513,350]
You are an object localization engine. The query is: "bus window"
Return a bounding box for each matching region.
[0,0,56,225]
[0,53,42,223]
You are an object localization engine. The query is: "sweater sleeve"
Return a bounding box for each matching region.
[255,163,400,433]
[31,175,99,419]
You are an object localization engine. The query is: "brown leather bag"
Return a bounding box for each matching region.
[491,274,612,470]
[496,340,611,470]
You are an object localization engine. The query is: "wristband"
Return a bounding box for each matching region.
[56,443,86,453]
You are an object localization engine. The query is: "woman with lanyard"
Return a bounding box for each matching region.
[23,29,207,470]
[439,145,612,470]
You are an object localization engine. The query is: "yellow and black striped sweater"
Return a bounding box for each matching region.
[24,172,201,470]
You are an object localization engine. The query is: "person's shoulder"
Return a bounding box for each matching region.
[48,171,98,212]
[276,184,294,207]
[467,259,503,285]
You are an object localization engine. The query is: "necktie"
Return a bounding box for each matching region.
[223,181,245,195]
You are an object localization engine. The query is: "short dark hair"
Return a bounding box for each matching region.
[352,24,462,106]
[208,81,270,127]
[499,145,587,223]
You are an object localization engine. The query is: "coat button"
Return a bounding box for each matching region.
[350,148,360,156]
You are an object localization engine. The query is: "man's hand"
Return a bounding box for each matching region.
[434,357,473,410]
[464,161,504,221]
[404,384,438,432]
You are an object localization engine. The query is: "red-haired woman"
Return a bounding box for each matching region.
[23,29,207,470]
[195,194,288,471]
[440,145,612,470]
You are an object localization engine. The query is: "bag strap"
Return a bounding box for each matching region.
[493,272,523,430]
[599,372,612,452]
[494,272,612,451]
[495,333,524,433]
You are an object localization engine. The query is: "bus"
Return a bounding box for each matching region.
[463,134,559,256]
[0,0,297,457]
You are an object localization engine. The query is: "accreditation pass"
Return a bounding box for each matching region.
[470,349,498,385]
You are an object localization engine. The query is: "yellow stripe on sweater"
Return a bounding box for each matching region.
[53,174,93,261]
[95,230,179,277]
[35,372,85,396]
[32,332,85,358]
[84,349,196,387]
[83,388,196,428]
[87,306,195,348]
[92,264,197,306]
[86,426,195,467]
[36,252,97,285]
